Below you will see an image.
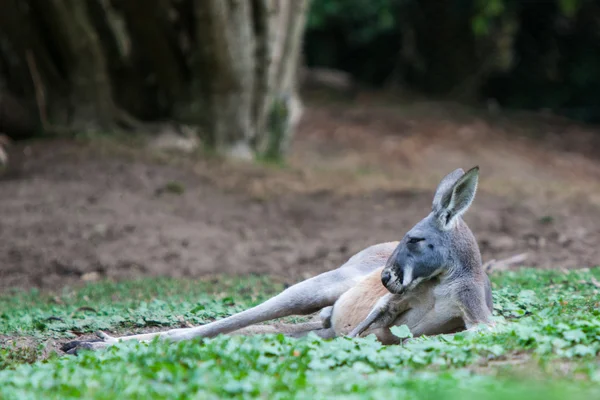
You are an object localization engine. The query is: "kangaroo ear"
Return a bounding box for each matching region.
[433,166,479,230]
[432,168,465,212]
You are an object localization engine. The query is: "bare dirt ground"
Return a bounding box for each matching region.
[1,97,600,292]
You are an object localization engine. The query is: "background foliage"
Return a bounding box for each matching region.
[304,0,600,122]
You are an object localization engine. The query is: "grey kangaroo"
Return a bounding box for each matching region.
[63,166,494,354]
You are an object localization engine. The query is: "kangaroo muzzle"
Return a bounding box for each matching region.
[381,263,408,294]
[381,269,392,286]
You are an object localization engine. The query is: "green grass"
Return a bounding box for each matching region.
[0,275,283,339]
[1,268,600,399]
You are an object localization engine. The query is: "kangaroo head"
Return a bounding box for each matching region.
[381,166,482,294]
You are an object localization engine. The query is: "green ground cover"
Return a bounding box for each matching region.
[1,268,599,399]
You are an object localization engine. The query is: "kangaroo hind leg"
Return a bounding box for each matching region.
[63,242,398,353]
[62,266,367,353]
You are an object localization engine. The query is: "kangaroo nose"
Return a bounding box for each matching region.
[381,270,392,286]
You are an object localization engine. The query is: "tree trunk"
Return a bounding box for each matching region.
[118,0,188,116]
[0,0,309,160]
[194,0,309,160]
[43,0,116,129]
[0,0,125,132]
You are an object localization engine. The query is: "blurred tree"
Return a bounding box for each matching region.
[304,0,600,122]
[482,0,600,122]
[0,0,309,159]
[304,0,518,99]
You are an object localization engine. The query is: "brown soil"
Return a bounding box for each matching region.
[1,99,600,292]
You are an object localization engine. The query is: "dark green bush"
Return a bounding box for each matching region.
[304,0,600,122]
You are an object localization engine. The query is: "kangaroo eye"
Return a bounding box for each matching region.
[407,237,425,244]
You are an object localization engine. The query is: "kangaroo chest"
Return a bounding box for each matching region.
[330,268,465,340]
[390,280,465,337]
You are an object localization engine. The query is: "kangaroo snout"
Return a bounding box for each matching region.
[381,269,392,286]
[381,263,406,294]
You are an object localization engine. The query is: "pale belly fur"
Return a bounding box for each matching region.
[330,267,465,344]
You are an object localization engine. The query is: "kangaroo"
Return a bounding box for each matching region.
[63,166,494,354]
[342,166,494,342]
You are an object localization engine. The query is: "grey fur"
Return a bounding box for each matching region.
[62,166,494,354]
[348,166,494,339]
